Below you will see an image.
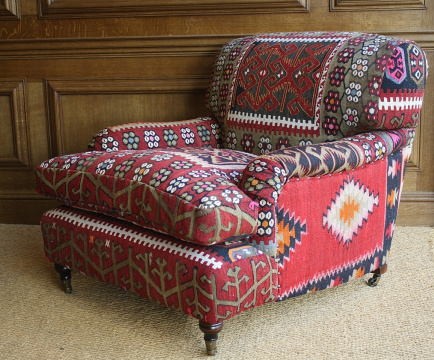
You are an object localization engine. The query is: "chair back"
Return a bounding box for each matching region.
[206,32,428,155]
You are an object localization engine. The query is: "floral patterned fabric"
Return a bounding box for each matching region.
[206,32,427,155]
[36,147,258,246]
[88,117,222,152]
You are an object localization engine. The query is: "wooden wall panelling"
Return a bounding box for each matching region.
[0,77,55,224]
[38,0,309,18]
[0,79,30,168]
[45,77,210,156]
[0,36,227,61]
[0,0,20,19]
[398,43,434,225]
[330,0,426,11]
[0,0,432,226]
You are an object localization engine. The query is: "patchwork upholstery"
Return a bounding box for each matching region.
[206,32,425,154]
[36,32,428,355]
[36,147,258,245]
[274,146,408,298]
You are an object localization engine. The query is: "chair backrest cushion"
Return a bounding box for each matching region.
[206,32,427,155]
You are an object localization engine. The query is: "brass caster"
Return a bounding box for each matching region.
[199,321,223,356]
[61,278,72,294]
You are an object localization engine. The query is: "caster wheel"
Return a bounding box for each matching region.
[54,264,72,294]
[368,274,381,287]
[61,278,72,294]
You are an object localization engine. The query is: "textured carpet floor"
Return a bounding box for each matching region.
[0,225,432,360]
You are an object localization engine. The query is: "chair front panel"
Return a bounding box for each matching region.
[42,206,278,323]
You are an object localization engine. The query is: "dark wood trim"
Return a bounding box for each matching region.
[39,0,309,19]
[0,31,432,60]
[397,192,434,226]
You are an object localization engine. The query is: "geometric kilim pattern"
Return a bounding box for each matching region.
[238,127,413,257]
[206,32,427,155]
[36,147,259,246]
[37,33,428,334]
[383,147,407,255]
[323,178,380,246]
[276,206,307,262]
[273,159,389,300]
[230,36,346,137]
[88,117,223,152]
[41,206,278,324]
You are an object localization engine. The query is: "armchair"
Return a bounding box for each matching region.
[36,32,427,355]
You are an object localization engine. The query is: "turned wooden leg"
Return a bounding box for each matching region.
[368,264,388,287]
[54,264,72,294]
[199,321,223,356]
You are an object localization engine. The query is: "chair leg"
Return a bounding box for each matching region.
[54,264,72,294]
[199,321,223,356]
[368,264,388,287]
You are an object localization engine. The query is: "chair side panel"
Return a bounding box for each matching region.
[274,148,408,300]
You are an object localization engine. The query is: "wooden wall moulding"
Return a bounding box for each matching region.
[1,32,431,60]
[0,79,31,169]
[38,0,309,19]
[330,0,426,11]
[0,36,233,60]
[0,0,20,19]
[45,77,210,157]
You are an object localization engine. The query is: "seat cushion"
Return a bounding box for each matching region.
[36,147,259,245]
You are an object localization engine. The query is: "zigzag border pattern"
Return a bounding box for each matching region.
[379,92,424,111]
[257,34,352,43]
[278,243,384,300]
[228,110,319,131]
[44,207,225,270]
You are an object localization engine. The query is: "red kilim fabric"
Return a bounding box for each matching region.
[36,147,259,246]
[41,206,278,323]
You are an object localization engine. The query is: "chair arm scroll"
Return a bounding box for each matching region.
[239,128,414,202]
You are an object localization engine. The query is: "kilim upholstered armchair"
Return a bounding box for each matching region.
[36,32,428,355]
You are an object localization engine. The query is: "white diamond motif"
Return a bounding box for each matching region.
[323,178,379,245]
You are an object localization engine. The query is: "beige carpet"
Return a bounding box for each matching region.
[0,224,432,360]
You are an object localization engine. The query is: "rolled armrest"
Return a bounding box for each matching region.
[88,117,222,152]
[239,128,414,201]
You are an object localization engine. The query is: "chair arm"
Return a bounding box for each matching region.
[239,128,414,201]
[88,117,222,152]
